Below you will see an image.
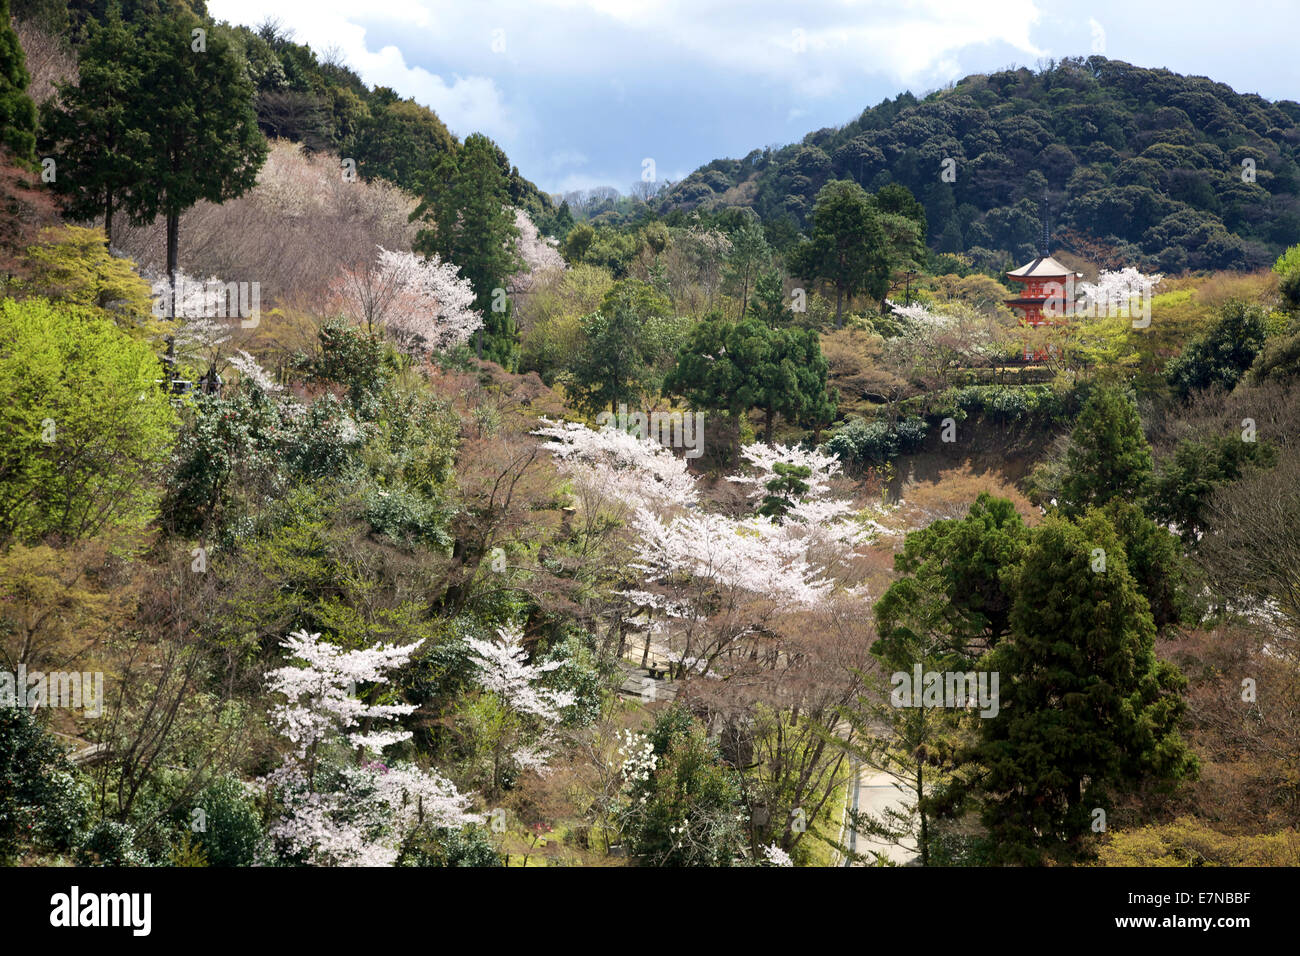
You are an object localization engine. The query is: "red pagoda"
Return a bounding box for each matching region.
[1005,221,1082,361]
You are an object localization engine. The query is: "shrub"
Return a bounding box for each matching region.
[401,824,502,867]
[77,820,149,867]
[192,775,265,867]
[362,484,453,551]
[825,415,927,468]
[1098,818,1300,866]
[0,708,88,863]
[952,384,1066,425]
[1274,243,1300,311]
[1166,300,1268,398]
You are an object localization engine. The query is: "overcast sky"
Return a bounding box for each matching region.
[209,0,1300,196]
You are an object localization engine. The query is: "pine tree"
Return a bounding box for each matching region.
[788,179,889,327]
[874,493,1028,669]
[749,269,789,327]
[565,279,671,415]
[665,314,834,444]
[722,215,770,321]
[976,513,1197,863]
[0,0,37,163]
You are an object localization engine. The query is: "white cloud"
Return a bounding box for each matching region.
[211,1,514,140]
[208,0,1050,192]
[527,0,1046,88]
[547,149,590,168]
[215,1,1045,102]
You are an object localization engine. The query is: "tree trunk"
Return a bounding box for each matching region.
[835,286,844,328]
[918,757,928,866]
[166,210,180,290]
[764,406,774,444]
[104,195,114,246]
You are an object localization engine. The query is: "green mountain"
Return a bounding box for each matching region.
[659,56,1300,272]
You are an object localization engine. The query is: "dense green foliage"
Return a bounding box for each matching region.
[621,705,746,867]
[1058,385,1152,516]
[0,0,37,162]
[664,312,835,442]
[0,707,87,864]
[1150,434,1276,545]
[38,6,141,241]
[413,133,523,368]
[1166,300,1269,398]
[874,493,1028,667]
[824,415,927,467]
[1275,243,1300,310]
[788,179,889,325]
[977,513,1197,863]
[661,57,1300,270]
[564,279,677,415]
[142,9,265,271]
[0,296,176,543]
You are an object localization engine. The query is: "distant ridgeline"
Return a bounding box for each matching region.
[659,56,1300,272]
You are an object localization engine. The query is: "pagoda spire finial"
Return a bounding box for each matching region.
[1039,196,1050,257]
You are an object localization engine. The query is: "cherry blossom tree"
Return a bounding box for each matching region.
[534,417,698,517]
[1076,267,1163,318]
[887,299,1003,388]
[331,246,481,355]
[463,623,576,777]
[465,623,576,725]
[510,208,565,294]
[227,349,281,394]
[535,419,877,678]
[762,843,794,866]
[262,630,476,866]
[534,422,881,857]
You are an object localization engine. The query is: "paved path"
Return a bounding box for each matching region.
[845,767,918,865]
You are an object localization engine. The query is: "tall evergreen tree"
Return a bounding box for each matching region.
[722,214,770,321]
[874,493,1028,670]
[976,513,1197,863]
[122,9,267,282]
[789,179,889,327]
[1058,385,1153,516]
[748,269,790,328]
[0,0,38,163]
[565,279,672,415]
[39,4,145,242]
[412,132,522,368]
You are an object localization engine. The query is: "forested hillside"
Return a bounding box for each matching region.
[660,57,1300,272]
[2,0,1299,876]
[12,0,553,222]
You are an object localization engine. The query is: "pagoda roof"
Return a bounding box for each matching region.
[1006,254,1082,279]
